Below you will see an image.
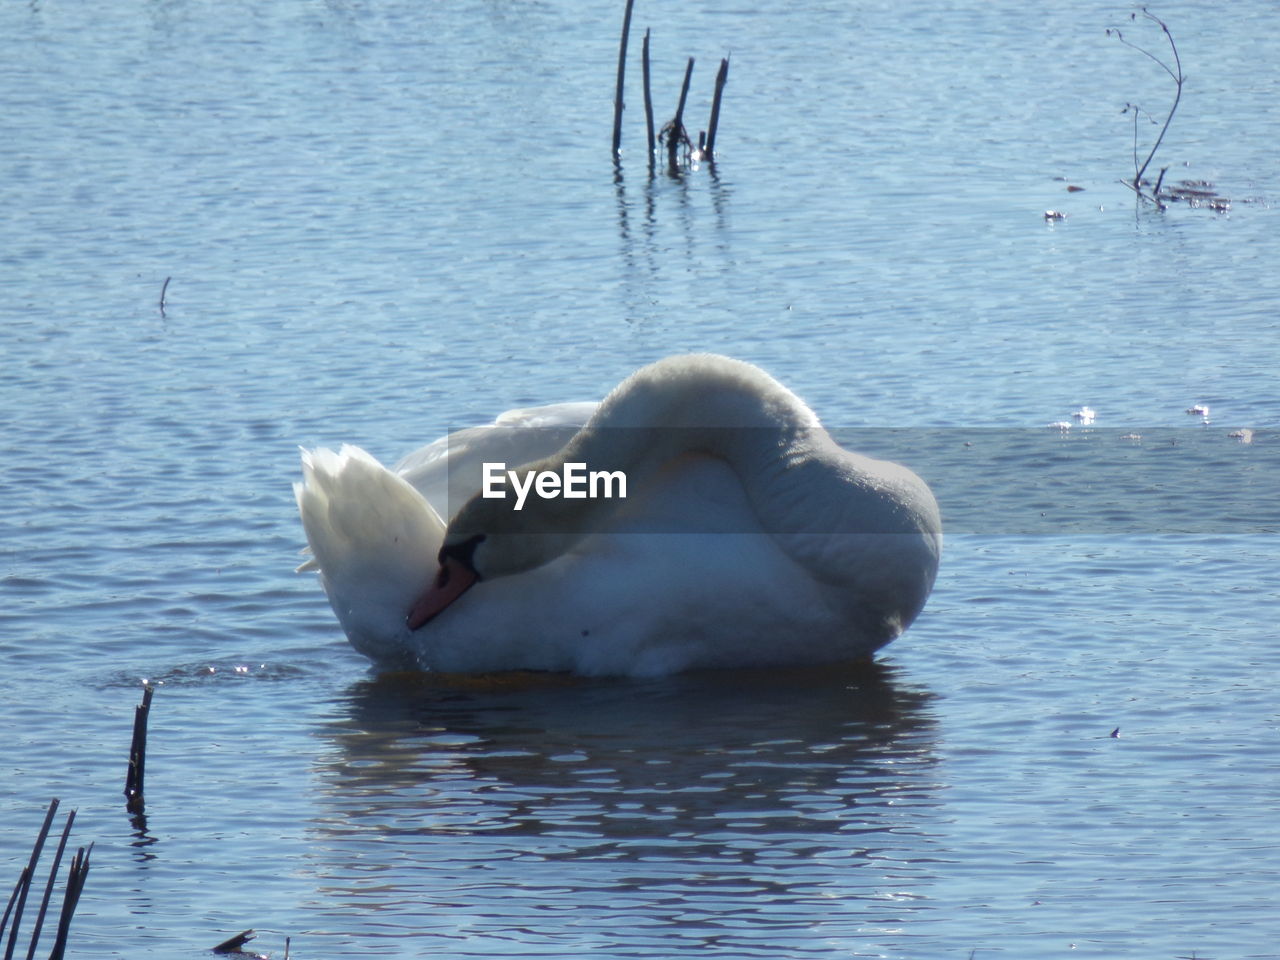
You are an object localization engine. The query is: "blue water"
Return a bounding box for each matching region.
[2,0,1278,957]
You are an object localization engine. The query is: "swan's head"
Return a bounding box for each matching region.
[405,477,582,630]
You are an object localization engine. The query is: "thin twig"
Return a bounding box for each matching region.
[1127,102,1142,183]
[1112,11,1181,83]
[1131,16,1182,189]
[1109,9,1183,202]
[159,276,171,317]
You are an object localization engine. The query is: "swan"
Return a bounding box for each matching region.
[295,354,941,676]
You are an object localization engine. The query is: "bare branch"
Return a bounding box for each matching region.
[1109,9,1184,203]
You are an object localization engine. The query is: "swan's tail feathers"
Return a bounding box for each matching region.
[295,446,446,660]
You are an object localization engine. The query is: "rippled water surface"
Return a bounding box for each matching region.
[3,0,1278,957]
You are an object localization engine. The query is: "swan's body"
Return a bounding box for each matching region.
[296,355,941,676]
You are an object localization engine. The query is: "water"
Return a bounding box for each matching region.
[2,0,1278,956]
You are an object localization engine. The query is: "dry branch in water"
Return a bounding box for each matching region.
[1108,8,1183,208]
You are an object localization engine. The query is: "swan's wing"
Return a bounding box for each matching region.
[394,401,598,520]
[492,401,599,430]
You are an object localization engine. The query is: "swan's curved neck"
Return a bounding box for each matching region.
[489,356,827,555]
[567,355,817,473]
[445,355,939,591]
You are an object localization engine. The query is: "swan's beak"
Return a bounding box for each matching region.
[406,557,479,630]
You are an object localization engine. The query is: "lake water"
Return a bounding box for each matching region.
[2,0,1278,957]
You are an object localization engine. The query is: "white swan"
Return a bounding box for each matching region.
[295,355,941,676]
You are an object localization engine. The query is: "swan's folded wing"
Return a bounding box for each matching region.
[492,401,599,430]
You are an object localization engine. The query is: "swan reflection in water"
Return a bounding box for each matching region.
[302,663,944,954]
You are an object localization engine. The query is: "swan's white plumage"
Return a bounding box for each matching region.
[296,355,941,676]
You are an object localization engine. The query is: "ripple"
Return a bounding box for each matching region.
[99,660,318,690]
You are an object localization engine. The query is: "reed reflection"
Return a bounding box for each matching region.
[613,157,732,293]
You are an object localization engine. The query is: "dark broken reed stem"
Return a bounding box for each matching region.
[0,875,23,959]
[23,809,76,960]
[0,880,21,953]
[2,800,58,960]
[212,930,257,955]
[158,276,171,317]
[666,56,695,171]
[641,28,655,169]
[673,56,695,136]
[47,844,91,960]
[704,56,729,159]
[3,803,87,960]
[611,0,636,159]
[124,684,154,814]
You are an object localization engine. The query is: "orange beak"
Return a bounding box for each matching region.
[406,556,479,630]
